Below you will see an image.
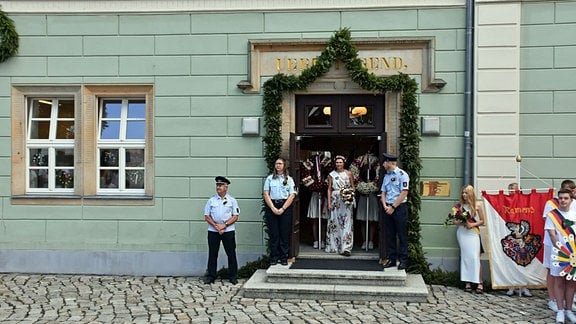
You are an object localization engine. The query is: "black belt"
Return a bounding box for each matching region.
[272,199,286,204]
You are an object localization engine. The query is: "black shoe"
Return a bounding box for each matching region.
[383,260,396,268]
[281,259,288,266]
[397,263,407,270]
[269,259,279,266]
[230,278,238,285]
[203,277,215,284]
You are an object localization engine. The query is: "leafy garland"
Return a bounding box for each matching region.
[261,28,428,275]
[0,8,19,63]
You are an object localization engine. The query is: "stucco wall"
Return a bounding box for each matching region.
[5,1,572,275]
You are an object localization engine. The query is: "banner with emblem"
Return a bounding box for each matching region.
[481,188,554,288]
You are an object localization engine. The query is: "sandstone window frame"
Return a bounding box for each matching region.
[11,84,155,205]
[97,97,146,194]
[27,97,76,193]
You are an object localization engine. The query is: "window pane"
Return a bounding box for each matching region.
[55,169,74,188]
[31,100,52,118]
[100,149,119,167]
[128,100,146,118]
[30,121,51,139]
[55,148,74,167]
[100,170,119,188]
[101,100,122,118]
[126,170,145,189]
[126,121,145,140]
[306,105,332,126]
[30,148,49,166]
[56,121,75,139]
[29,169,48,188]
[126,149,145,167]
[348,105,374,127]
[100,121,120,139]
[57,100,75,118]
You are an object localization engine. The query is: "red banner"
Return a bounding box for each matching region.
[482,188,553,288]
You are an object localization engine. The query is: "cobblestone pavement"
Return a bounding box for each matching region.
[0,274,558,323]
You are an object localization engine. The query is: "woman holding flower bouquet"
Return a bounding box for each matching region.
[325,155,355,256]
[452,185,486,293]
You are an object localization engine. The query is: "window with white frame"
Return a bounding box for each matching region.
[12,85,154,204]
[97,98,146,194]
[27,98,75,193]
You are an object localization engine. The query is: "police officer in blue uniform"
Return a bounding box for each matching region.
[204,176,240,284]
[263,158,297,266]
[380,153,410,270]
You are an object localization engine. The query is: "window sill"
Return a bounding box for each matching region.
[11,195,154,206]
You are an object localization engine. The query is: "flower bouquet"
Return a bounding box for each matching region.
[444,204,471,226]
[340,186,356,206]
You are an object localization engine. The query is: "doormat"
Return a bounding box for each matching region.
[290,258,383,271]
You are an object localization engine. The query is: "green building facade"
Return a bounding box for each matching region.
[0,0,575,275]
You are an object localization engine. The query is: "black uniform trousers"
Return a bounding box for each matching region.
[265,200,292,263]
[206,230,237,281]
[383,203,409,264]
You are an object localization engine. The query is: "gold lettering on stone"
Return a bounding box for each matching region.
[276,56,407,72]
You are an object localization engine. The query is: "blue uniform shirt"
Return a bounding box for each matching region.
[263,174,297,200]
[204,194,240,232]
[381,167,409,204]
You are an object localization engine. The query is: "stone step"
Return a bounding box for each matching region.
[265,264,406,286]
[241,269,429,302]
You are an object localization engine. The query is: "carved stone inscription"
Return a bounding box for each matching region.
[239,38,441,93]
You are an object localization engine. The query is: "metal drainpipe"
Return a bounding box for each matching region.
[463,0,475,186]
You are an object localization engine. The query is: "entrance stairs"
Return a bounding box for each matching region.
[241,248,429,302]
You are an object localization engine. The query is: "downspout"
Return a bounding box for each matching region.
[463,0,475,186]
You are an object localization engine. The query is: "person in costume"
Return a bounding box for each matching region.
[301,152,331,249]
[545,188,576,324]
[543,179,576,312]
[350,153,380,250]
[325,155,355,256]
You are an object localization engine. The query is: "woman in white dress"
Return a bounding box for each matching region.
[325,155,355,256]
[454,185,485,293]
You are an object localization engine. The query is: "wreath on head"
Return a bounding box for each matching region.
[0,8,19,63]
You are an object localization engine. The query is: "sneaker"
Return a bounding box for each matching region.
[361,241,367,249]
[368,241,374,250]
[313,241,319,249]
[557,310,565,324]
[549,300,559,312]
[566,310,576,323]
[321,241,326,249]
[506,288,515,296]
[521,288,532,297]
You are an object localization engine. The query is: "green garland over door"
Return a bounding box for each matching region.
[261,28,428,274]
[0,8,19,63]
